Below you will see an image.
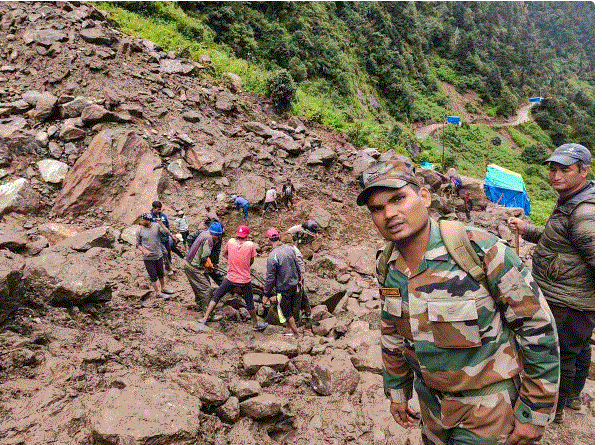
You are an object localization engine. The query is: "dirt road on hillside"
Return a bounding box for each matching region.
[415,81,535,140]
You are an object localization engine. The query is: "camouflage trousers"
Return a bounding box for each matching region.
[184,263,212,311]
[415,377,519,445]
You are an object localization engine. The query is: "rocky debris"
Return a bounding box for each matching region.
[216,396,240,423]
[215,91,236,112]
[171,372,230,405]
[239,394,285,419]
[0,124,43,166]
[55,226,116,252]
[28,91,58,122]
[79,26,116,46]
[160,58,195,75]
[242,353,289,374]
[22,28,67,47]
[311,349,360,395]
[0,249,26,324]
[167,159,192,181]
[307,147,336,166]
[60,96,94,118]
[36,159,69,183]
[230,380,262,401]
[0,177,40,216]
[36,222,81,245]
[80,104,120,125]
[0,222,28,252]
[184,147,224,176]
[90,378,200,445]
[23,251,111,306]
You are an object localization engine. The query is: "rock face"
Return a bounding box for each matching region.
[0,250,26,325]
[185,147,224,176]
[311,349,360,395]
[23,252,111,306]
[90,379,200,445]
[53,129,163,224]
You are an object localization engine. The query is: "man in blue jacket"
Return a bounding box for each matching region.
[232,195,250,220]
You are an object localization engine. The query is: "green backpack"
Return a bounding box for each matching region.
[376,219,489,290]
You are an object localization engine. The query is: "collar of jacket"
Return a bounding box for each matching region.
[556,181,595,215]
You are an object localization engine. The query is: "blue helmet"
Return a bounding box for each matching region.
[209,221,223,236]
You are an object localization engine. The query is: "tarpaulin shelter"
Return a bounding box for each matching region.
[483,164,531,215]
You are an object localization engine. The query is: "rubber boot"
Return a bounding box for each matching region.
[553,395,566,423]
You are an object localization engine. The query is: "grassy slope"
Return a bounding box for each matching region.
[96,1,568,226]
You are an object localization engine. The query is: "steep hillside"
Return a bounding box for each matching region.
[0,3,594,445]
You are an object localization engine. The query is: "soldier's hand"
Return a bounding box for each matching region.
[504,420,544,445]
[507,217,526,236]
[390,401,417,428]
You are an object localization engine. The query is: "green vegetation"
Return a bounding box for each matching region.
[507,127,531,149]
[266,69,297,114]
[94,1,593,224]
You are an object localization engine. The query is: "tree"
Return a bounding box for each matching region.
[266,69,297,114]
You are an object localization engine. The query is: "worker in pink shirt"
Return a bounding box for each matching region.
[199,225,267,331]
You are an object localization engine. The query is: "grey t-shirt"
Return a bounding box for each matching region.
[136,222,163,260]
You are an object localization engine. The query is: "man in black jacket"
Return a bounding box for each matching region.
[508,143,594,423]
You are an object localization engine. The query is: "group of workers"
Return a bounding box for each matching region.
[135,187,317,337]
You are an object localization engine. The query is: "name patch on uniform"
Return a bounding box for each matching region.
[379,287,401,300]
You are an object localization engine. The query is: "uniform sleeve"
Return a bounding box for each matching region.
[381,308,414,403]
[570,202,595,269]
[485,240,560,426]
[191,240,212,268]
[136,228,142,246]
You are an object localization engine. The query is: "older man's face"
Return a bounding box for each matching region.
[548,162,590,198]
[367,186,431,243]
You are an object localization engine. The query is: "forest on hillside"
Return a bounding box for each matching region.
[170,1,594,151]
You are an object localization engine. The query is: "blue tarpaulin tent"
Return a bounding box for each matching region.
[483,164,531,215]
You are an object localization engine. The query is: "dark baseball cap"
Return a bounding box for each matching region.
[357,160,420,206]
[542,143,592,166]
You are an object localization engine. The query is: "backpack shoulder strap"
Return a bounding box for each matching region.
[438,219,488,289]
[376,241,395,286]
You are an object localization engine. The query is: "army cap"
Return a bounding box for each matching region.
[542,143,591,166]
[357,160,420,206]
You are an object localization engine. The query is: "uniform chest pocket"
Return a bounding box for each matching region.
[427,299,481,349]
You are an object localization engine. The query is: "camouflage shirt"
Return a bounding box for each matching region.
[381,221,559,426]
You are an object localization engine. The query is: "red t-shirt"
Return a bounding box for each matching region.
[224,238,257,283]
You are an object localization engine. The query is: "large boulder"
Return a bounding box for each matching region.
[309,206,331,229]
[345,245,376,276]
[53,129,163,224]
[23,251,111,306]
[232,174,266,206]
[416,168,446,191]
[55,226,116,252]
[0,178,40,216]
[311,349,360,396]
[90,378,200,445]
[23,28,67,47]
[167,159,193,181]
[307,148,337,166]
[185,148,224,176]
[0,250,26,325]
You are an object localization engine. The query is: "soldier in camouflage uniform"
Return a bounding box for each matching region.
[357,160,559,445]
